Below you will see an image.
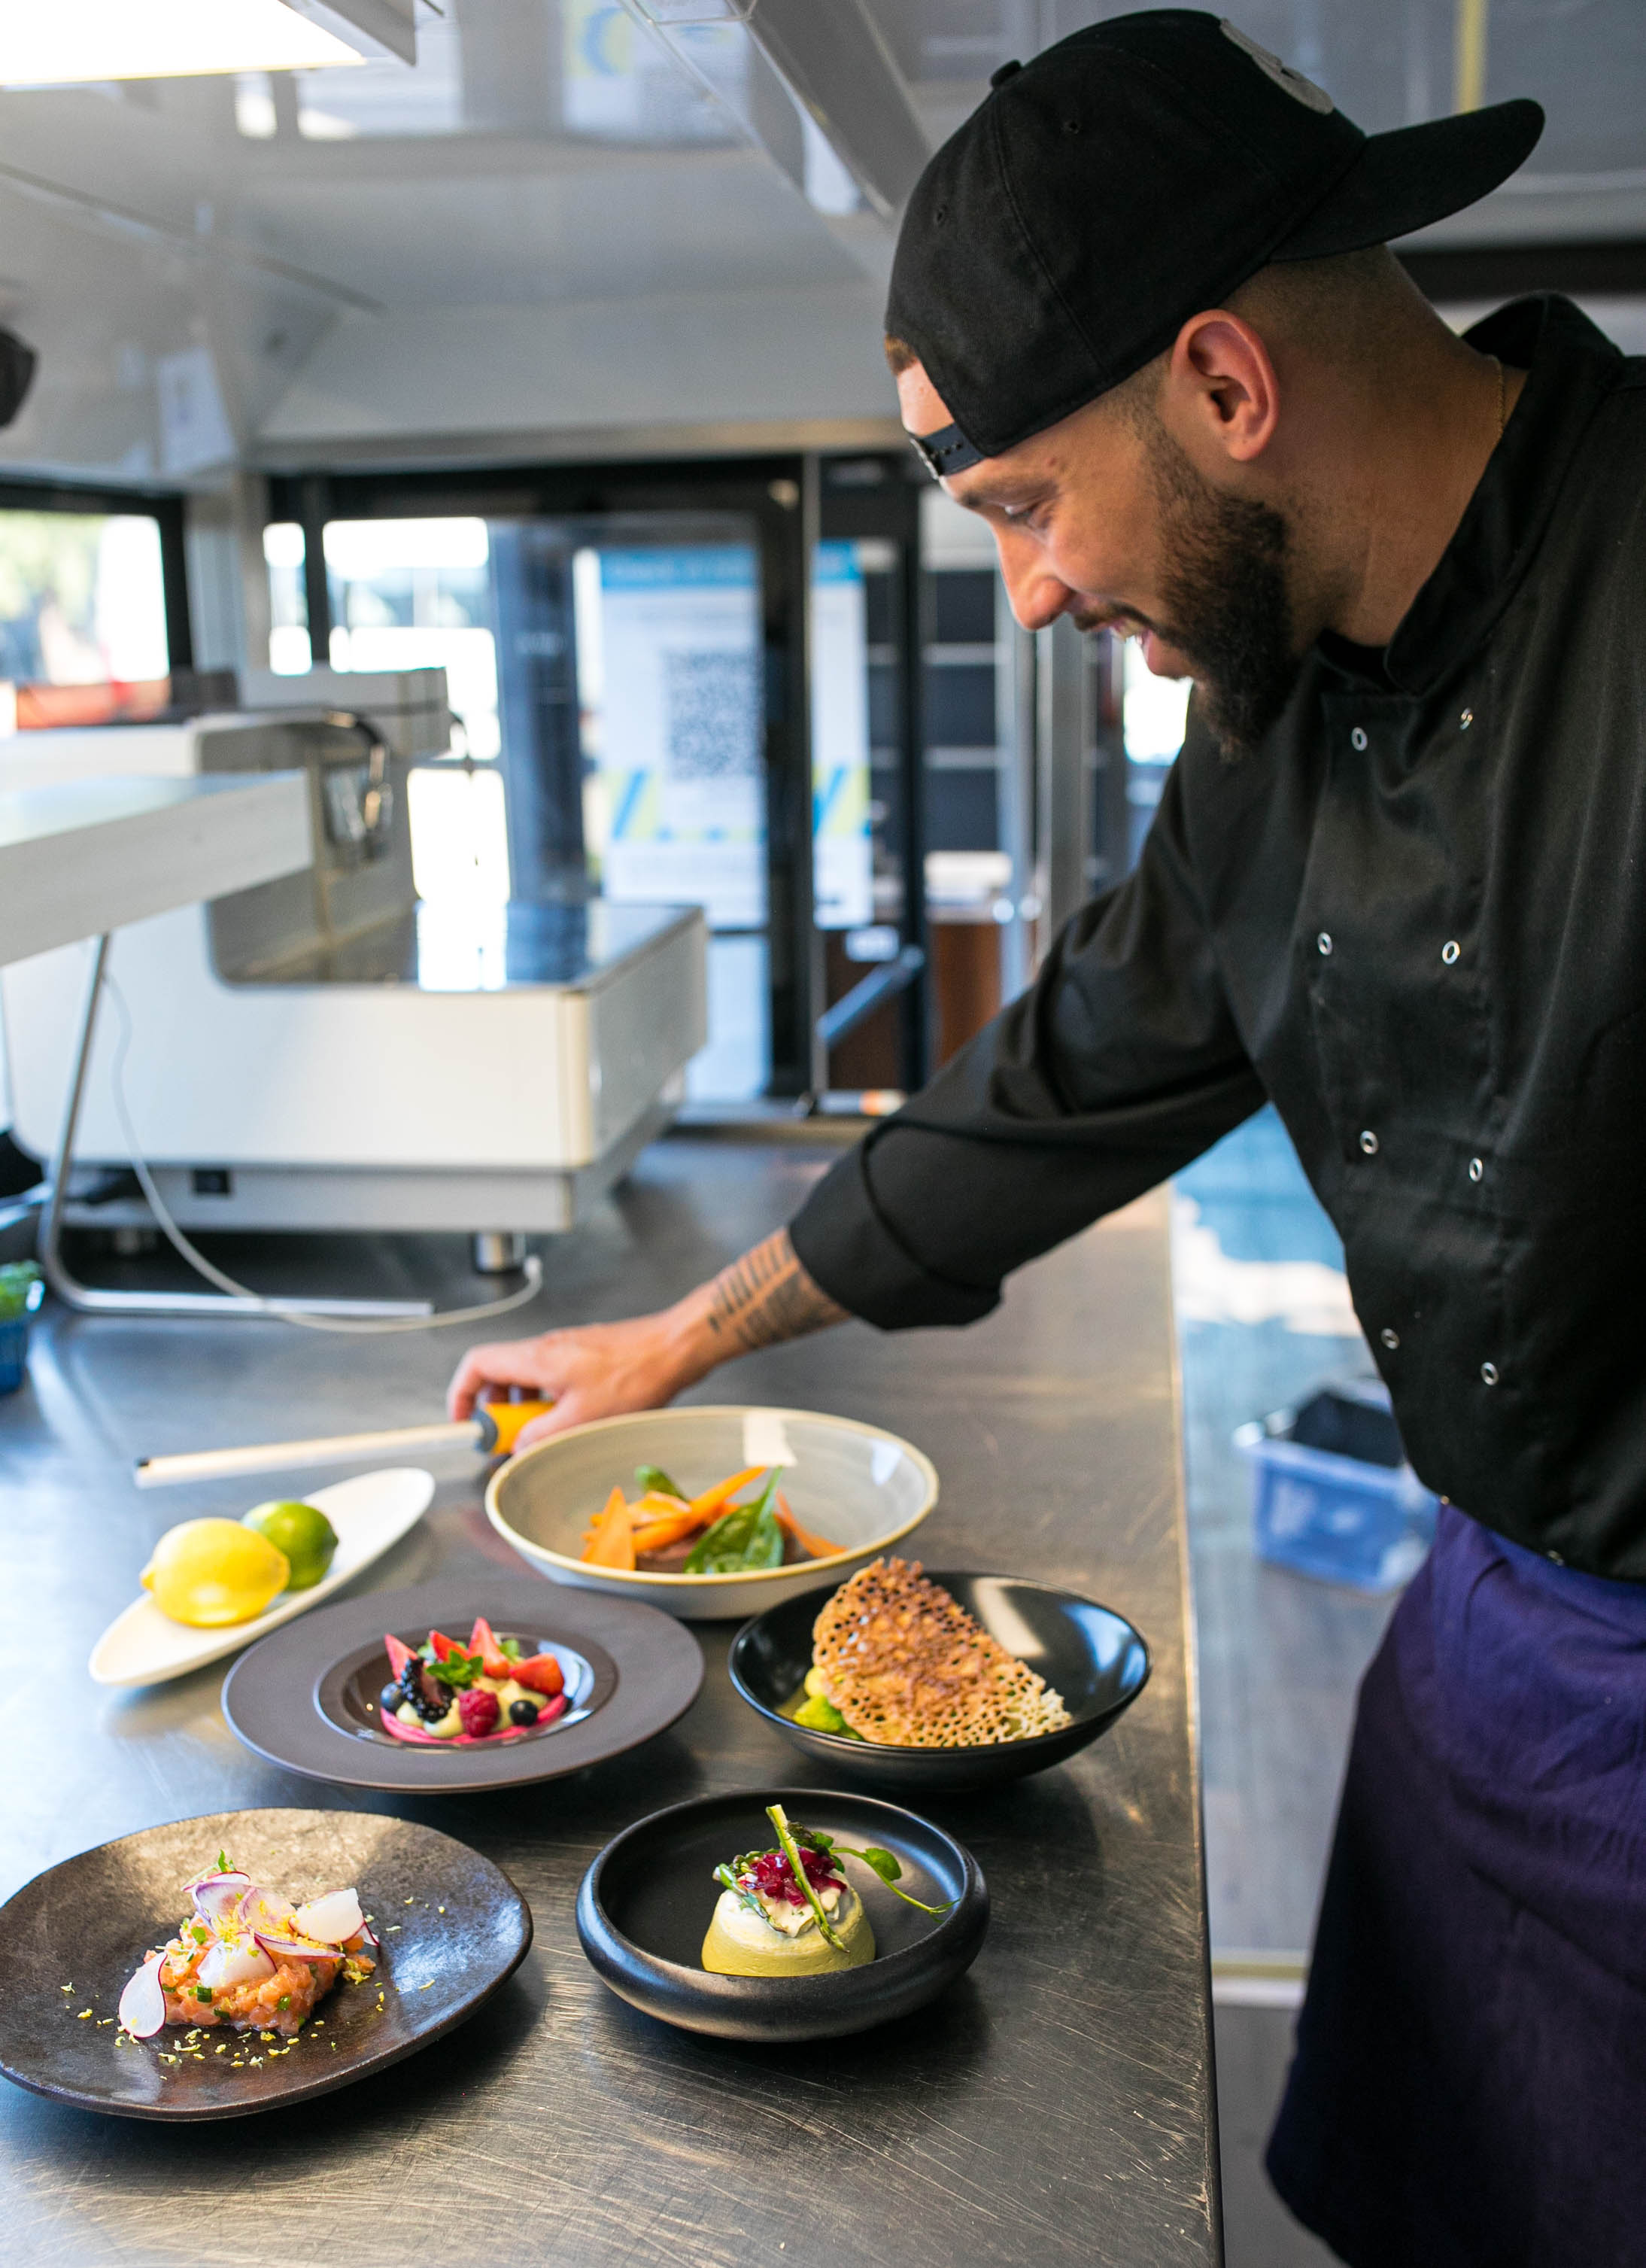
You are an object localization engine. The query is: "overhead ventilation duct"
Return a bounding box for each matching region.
[626,0,928,231]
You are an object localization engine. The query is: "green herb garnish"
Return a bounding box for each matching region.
[682,1471,784,1573]
[424,1645,483,1690]
[794,1825,951,1914]
[500,1637,523,1662]
[765,1804,846,1950]
[712,1807,956,1934]
[635,1463,687,1501]
[276,1994,290,2010]
[195,1986,212,2002]
[217,1850,229,1874]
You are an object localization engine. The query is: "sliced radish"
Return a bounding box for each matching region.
[384,1632,415,1680]
[197,1938,275,1990]
[187,1869,251,1931]
[238,1886,295,1937]
[253,1930,339,1965]
[289,1888,363,1944]
[118,1956,166,2038]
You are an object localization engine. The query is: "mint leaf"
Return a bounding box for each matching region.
[427,1646,482,1690]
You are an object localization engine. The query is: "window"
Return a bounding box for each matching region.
[0,509,169,691]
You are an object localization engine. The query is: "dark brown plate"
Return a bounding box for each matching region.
[221,1579,703,1794]
[0,1808,531,2122]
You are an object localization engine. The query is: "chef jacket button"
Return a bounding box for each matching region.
[1480,1361,1499,1386]
[1359,1129,1379,1155]
[1380,1327,1400,1351]
[1441,940,1461,965]
[1547,1549,1565,1565]
[1316,931,1332,956]
[1459,708,1474,730]
[1350,725,1368,751]
[1468,1157,1484,1181]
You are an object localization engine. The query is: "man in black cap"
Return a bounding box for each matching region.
[454,14,1646,2260]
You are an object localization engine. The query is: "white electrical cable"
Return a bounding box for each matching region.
[101,974,545,1335]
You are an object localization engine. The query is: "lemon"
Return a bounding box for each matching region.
[242,1499,338,1590]
[141,1519,290,1628]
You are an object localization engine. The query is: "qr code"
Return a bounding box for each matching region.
[664,649,759,780]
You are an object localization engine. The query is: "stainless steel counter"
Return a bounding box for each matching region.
[0,1139,1219,2267]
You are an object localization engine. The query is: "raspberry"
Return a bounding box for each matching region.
[457,1688,500,1738]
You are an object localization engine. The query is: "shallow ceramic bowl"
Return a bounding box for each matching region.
[487,1406,937,1621]
[576,1788,987,2042]
[729,1571,1151,1792]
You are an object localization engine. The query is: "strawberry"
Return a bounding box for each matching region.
[427,1630,463,1662]
[383,1633,415,1680]
[469,1616,512,1680]
[511,1652,564,1698]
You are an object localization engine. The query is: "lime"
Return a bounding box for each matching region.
[141,1519,290,1627]
[241,1500,338,1590]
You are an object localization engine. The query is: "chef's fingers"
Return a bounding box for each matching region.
[446,1335,555,1418]
[513,1404,581,1450]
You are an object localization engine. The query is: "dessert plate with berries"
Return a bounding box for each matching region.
[221,1579,703,1793]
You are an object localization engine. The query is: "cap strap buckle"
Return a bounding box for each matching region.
[907,420,985,481]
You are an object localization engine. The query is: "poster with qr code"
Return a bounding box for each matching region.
[595,546,766,929]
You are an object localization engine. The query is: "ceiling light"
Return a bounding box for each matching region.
[0,0,369,87]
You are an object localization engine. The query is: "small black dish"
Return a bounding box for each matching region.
[576,1788,987,2042]
[222,1578,702,1795]
[0,1807,530,2122]
[729,1570,1150,1792]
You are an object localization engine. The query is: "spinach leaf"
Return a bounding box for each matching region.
[682,1471,784,1572]
[634,1463,687,1502]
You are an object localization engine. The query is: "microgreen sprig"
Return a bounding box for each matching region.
[766,1804,846,1950]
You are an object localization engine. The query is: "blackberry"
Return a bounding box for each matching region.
[398,1658,450,1723]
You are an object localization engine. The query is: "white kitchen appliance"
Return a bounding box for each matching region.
[0,678,706,1254]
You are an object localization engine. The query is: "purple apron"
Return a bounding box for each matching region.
[1266,1502,1646,2266]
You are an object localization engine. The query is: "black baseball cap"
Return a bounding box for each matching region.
[888,10,1544,476]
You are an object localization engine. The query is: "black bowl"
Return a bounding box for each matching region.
[729,1570,1150,1792]
[576,1788,987,2042]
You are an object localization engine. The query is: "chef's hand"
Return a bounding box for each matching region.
[446,1228,849,1449]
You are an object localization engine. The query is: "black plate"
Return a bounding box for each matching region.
[0,1807,530,2122]
[729,1570,1150,1792]
[222,1579,703,1794]
[577,1787,988,2042]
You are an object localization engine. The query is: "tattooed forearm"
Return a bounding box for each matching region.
[701,1230,848,1355]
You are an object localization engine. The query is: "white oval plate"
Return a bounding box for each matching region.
[90,1468,436,1689]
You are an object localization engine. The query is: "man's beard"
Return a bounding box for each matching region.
[1103,429,1301,759]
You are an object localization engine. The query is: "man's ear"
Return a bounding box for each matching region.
[1168,310,1279,464]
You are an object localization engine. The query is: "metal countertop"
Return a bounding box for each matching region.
[0,1139,1219,2267]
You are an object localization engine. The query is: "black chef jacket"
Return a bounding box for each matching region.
[791,294,1646,1581]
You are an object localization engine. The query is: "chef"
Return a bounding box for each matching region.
[451,14,1646,2261]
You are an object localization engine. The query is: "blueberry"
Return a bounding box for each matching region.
[378,1682,401,1713]
[509,1698,541,1727]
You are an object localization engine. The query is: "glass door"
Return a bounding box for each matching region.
[266,462,810,1101]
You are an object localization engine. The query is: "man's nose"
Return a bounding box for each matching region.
[993,531,1074,632]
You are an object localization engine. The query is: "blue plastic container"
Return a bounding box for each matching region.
[1236,1379,1438,1593]
[0,1316,28,1395]
[0,1268,43,1395]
